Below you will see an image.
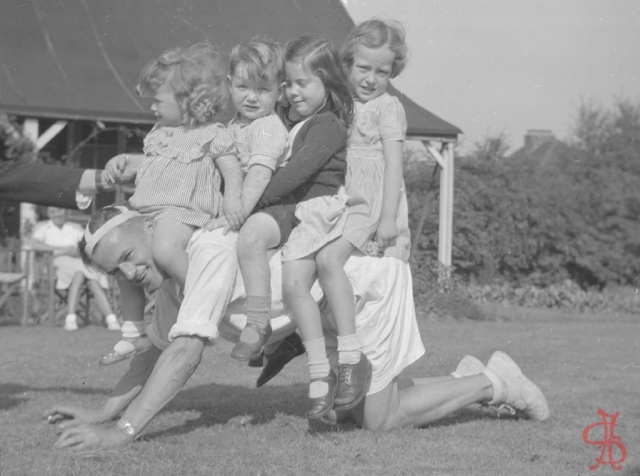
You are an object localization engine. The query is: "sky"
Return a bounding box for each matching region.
[342,0,640,153]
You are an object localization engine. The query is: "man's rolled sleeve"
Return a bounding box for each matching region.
[168,229,239,342]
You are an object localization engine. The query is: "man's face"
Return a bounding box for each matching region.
[90,218,166,292]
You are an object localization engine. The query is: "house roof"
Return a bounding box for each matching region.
[0,0,460,140]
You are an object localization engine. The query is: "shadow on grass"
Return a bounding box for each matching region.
[0,383,111,410]
[1,381,520,439]
[141,381,360,440]
[146,384,521,441]
[427,405,521,428]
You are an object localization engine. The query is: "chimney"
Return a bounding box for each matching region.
[524,129,554,149]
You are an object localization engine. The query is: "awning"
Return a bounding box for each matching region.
[0,0,460,140]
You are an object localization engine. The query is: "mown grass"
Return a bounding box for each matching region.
[1,306,638,476]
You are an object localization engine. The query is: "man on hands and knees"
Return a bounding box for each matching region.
[44,205,548,450]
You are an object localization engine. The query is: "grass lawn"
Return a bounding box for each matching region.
[1,305,638,476]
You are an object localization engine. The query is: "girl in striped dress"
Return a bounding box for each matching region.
[99,42,243,365]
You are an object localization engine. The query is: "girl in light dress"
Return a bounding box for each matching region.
[313,19,411,408]
[99,42,243,365]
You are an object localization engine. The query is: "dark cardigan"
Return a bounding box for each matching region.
[257,111,347,209]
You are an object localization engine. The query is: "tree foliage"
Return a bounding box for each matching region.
[409,97,640,289]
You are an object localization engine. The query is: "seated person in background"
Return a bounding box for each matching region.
[31,207,119,331]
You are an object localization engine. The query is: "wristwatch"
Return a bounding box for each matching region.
[116,418,136,438]
[95,170,106,193]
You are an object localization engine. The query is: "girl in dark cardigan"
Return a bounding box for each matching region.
[232,35,372,420]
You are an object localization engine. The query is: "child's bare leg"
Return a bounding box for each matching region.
[233,213,281,360]
[316,238,358,357]
[151,218,194,290]
[283,258,335,419]
[317,238,371,410]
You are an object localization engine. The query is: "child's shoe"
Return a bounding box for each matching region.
[230,323,272,361]
[256,332,305,388]
[333,353,372,411]
[305,368,338,420]
[483,351,550,422]
[99,335,153,366]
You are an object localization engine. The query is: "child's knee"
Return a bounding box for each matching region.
[316,248,347,278]
[237,227,261,251]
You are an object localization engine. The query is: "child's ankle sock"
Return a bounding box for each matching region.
[241,295,271,343]
[337,333,362,365]
[304,337,330,398]
[121,321,145,340]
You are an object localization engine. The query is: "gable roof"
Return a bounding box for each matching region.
[0,0,460,140]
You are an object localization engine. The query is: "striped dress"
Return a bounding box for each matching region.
[130,123,235,227]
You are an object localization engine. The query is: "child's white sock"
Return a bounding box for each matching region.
[304,337,331,398]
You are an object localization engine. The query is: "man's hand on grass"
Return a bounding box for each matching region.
[43,405,106,429]
[53,424,133,450]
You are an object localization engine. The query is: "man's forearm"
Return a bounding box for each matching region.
[119,336,206,435]
[100,348,162,422]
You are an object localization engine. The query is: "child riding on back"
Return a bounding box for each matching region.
[310,18,411,412]
[218,39,290,361]
[229,34,365,420]
[100,42,243,365]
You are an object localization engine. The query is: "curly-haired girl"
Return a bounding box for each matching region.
[100,42,243,365]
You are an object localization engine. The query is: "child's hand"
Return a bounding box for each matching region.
[223,198,245,231]
[204,216,234,235]
[375,218,398,248]
[103,154,128,185]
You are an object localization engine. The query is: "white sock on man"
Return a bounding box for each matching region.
[337,333,361,365]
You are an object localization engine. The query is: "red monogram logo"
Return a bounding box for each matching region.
[582,409,627,471]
